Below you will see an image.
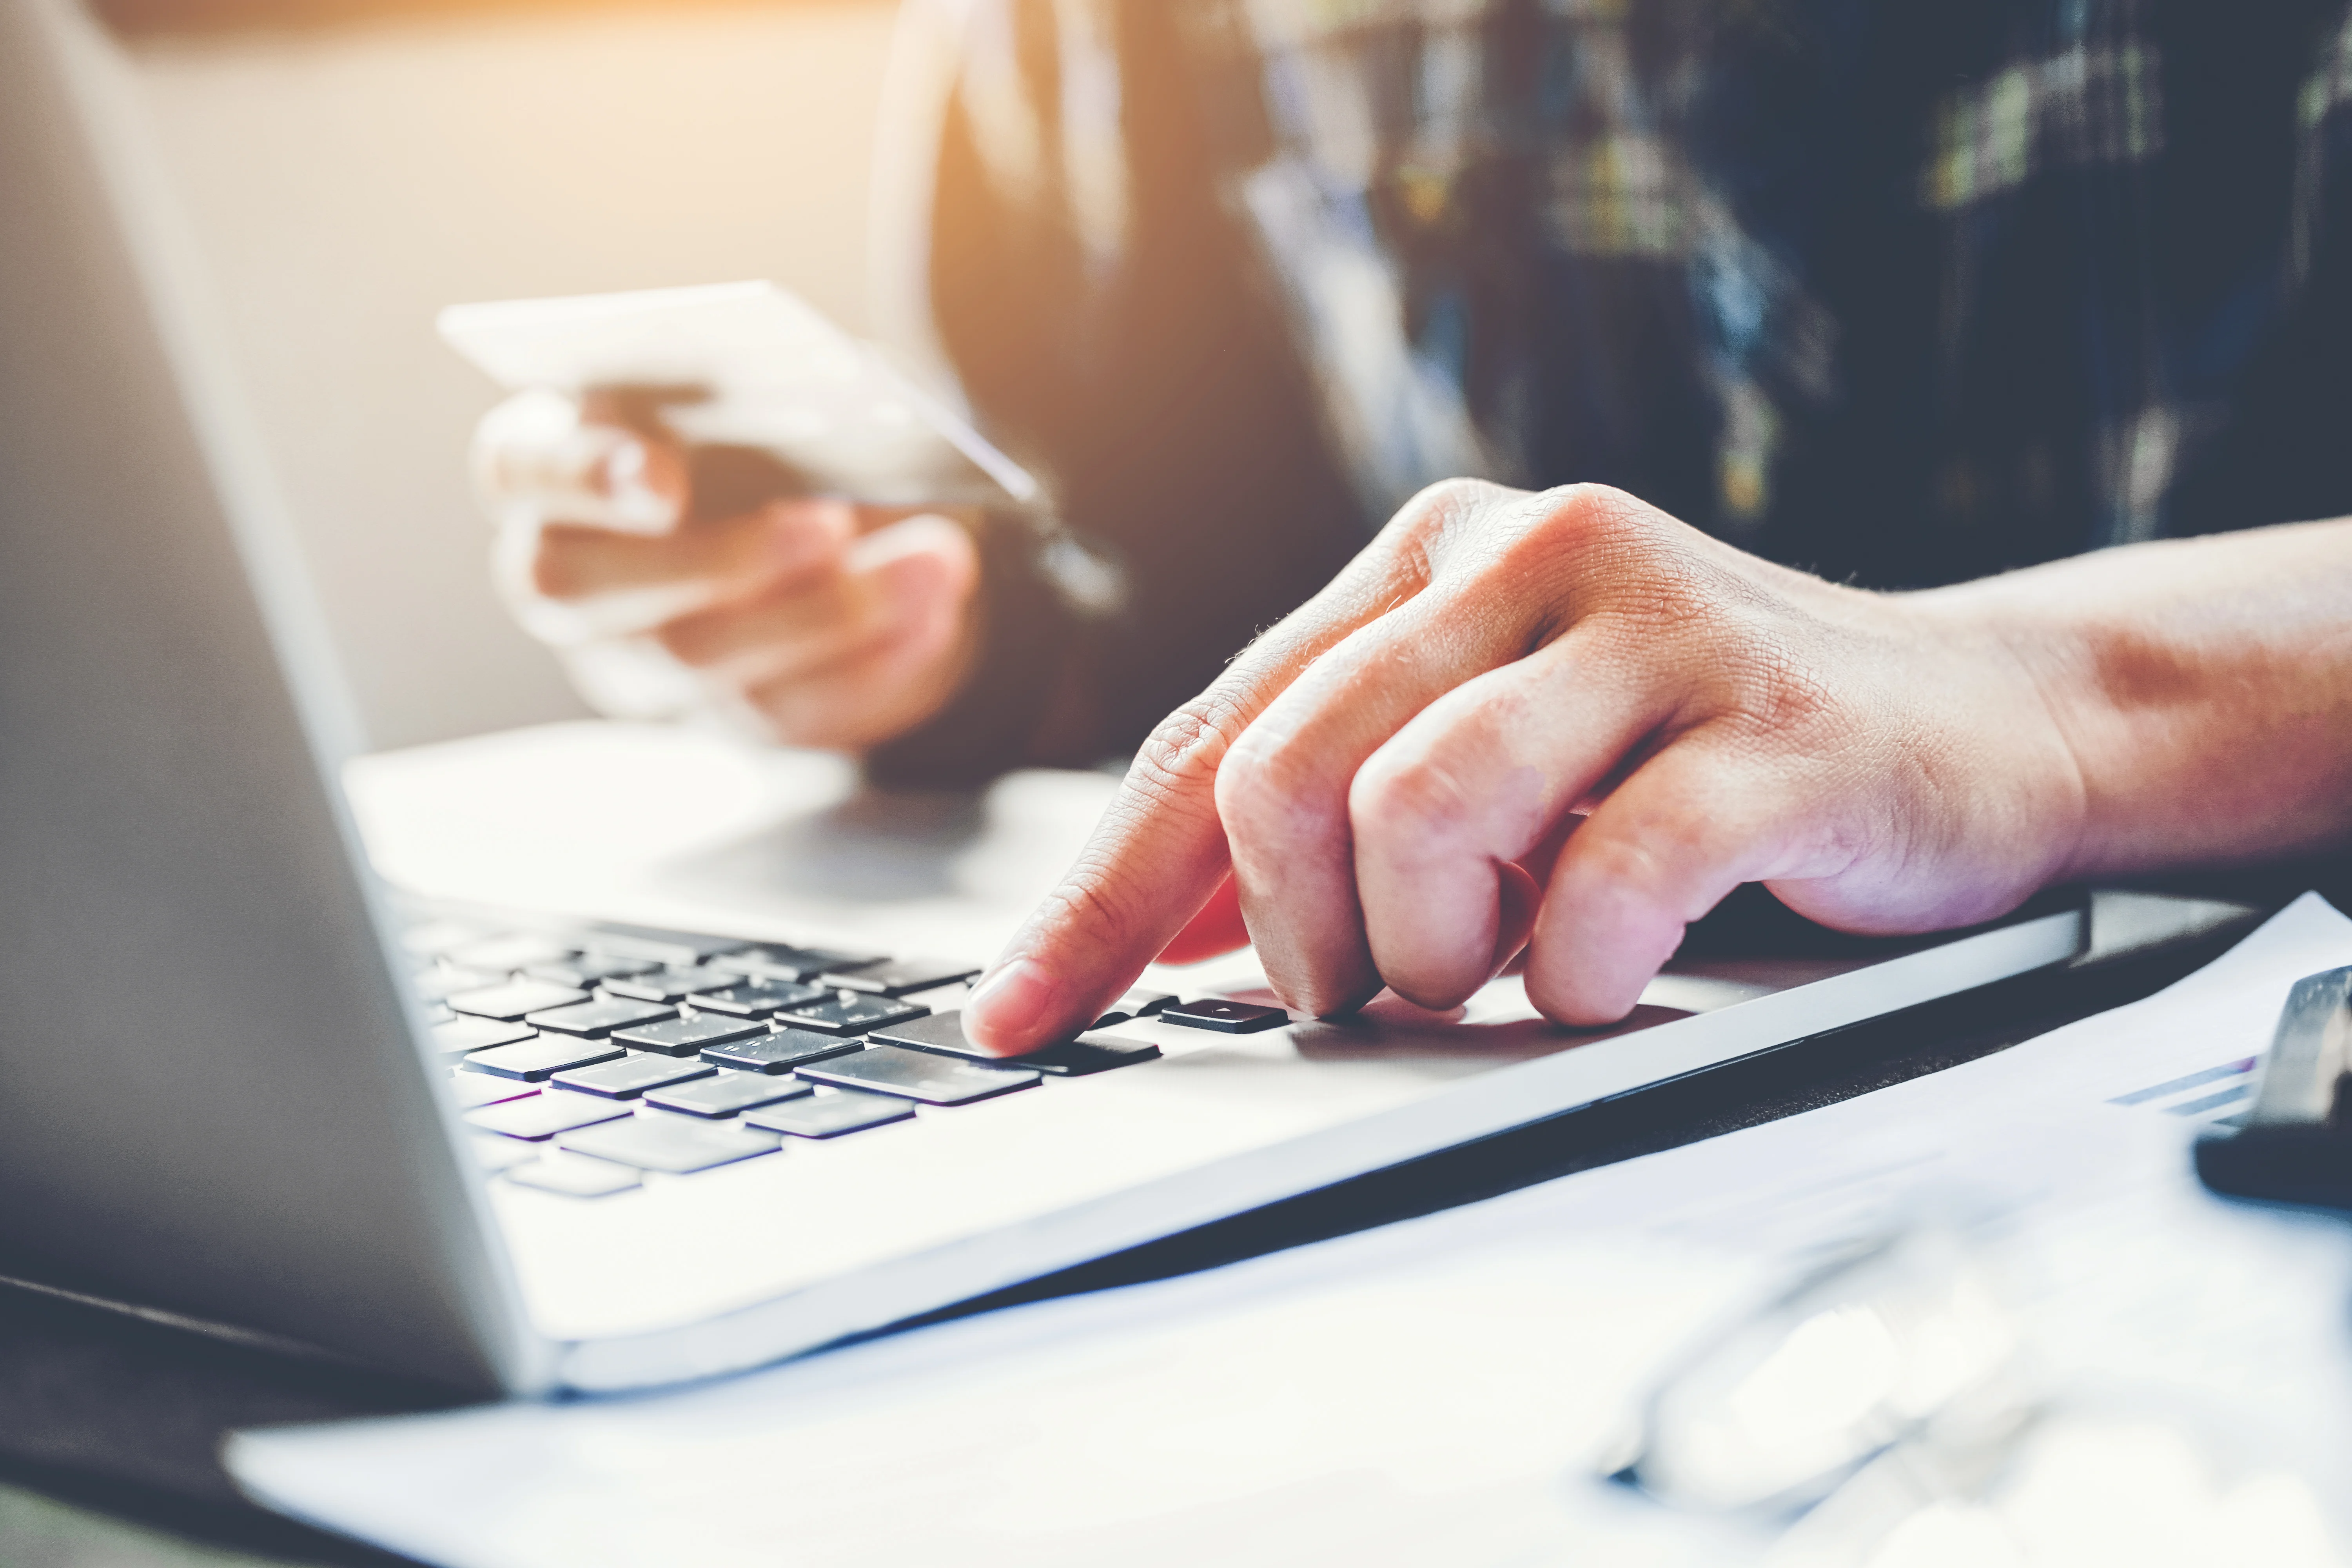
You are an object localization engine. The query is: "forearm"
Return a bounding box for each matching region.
[1927,517,2352,879]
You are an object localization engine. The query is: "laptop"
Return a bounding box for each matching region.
[0,0,2084,1396]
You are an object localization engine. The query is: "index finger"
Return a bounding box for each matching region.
[958,520,1439,1055]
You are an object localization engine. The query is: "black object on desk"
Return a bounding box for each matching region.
[2195,965,2352,1209]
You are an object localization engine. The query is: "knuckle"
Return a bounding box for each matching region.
[1529,484,1671,573]
[1418,482,1684,645]
[1412,475,1497,511]
[1510,496,1737,646]
[1214,729,1326,844]
[1384,476,1495,539]
[1403,475,1505,534]
[1573,827,1682,903]
[1034,855,1163,955]
[1376,476,1515,583]
[1349,752,1477,850]
[1550,480,1654,526]
[1130,695,1247,813]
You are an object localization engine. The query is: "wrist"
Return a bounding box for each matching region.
[1917,523,2352,882]
[1900,581,2103,885]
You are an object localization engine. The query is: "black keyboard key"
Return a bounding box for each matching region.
[446,933,578,973]
[462,1036,626,1082]
[525,953,660,988]
[557,1115,780,1174]
[467,1092,632,1141]
[642,1072,811,1118]
[524,997,678,1038]
[1094,988,1179,1027]
[551,1054,714,1100]
[820,956,983,996]
[449,980,591,1021]
[689,979,829,1018]
[1159,998,1290,1034]
[871,1011,1160,1077]
[996,1037,1160,1076]
[772,993,931,1036]
[715,943,886,983]
[700,1027,858,1074]
[863,1008,1029,1057]
[428,1015,534,1063]
[614,1014,767,1057]
[603,966,746,1003]
[582,924,748,967]
[447,1073,536,1109]
[744,1089,914,1139]
[505,1155,640,1198]
[412,965,504,1002]
[797,1045,1041,1105]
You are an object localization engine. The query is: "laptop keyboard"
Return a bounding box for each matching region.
[402,914,1180,1198]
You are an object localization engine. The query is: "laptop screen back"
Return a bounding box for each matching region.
[0,0,534,1392]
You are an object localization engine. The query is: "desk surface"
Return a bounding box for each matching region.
[0,721,2325,1566]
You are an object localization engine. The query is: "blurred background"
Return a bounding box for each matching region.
[110,0,899,750]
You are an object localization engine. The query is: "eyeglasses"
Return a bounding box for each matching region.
[1601,1227,2347,1567]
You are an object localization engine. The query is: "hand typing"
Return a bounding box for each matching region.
[962,479,2091,1051]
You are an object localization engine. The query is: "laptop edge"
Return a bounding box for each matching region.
[0,0,547,1393]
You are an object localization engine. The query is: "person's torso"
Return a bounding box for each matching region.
[1187,0,2352,585]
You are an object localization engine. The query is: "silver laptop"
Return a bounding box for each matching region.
[0,0,2083,1396]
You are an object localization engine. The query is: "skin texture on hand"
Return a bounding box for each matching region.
[473,390,981,752]
[962,480,2352,1055]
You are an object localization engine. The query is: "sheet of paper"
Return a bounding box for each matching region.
[228,896,2352,1568]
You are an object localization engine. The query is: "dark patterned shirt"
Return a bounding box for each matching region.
[875,0,2352,779]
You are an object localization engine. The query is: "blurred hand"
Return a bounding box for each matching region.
[963,479,2093,1052]
[472,388,980,751]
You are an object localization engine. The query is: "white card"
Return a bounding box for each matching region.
[438,280,1037,508]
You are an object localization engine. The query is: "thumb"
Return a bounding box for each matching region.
[471,387,686,536]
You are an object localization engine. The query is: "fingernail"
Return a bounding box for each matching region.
[962,956,1058,1054]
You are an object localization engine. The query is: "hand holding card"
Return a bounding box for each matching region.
[442,283,1021,751]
